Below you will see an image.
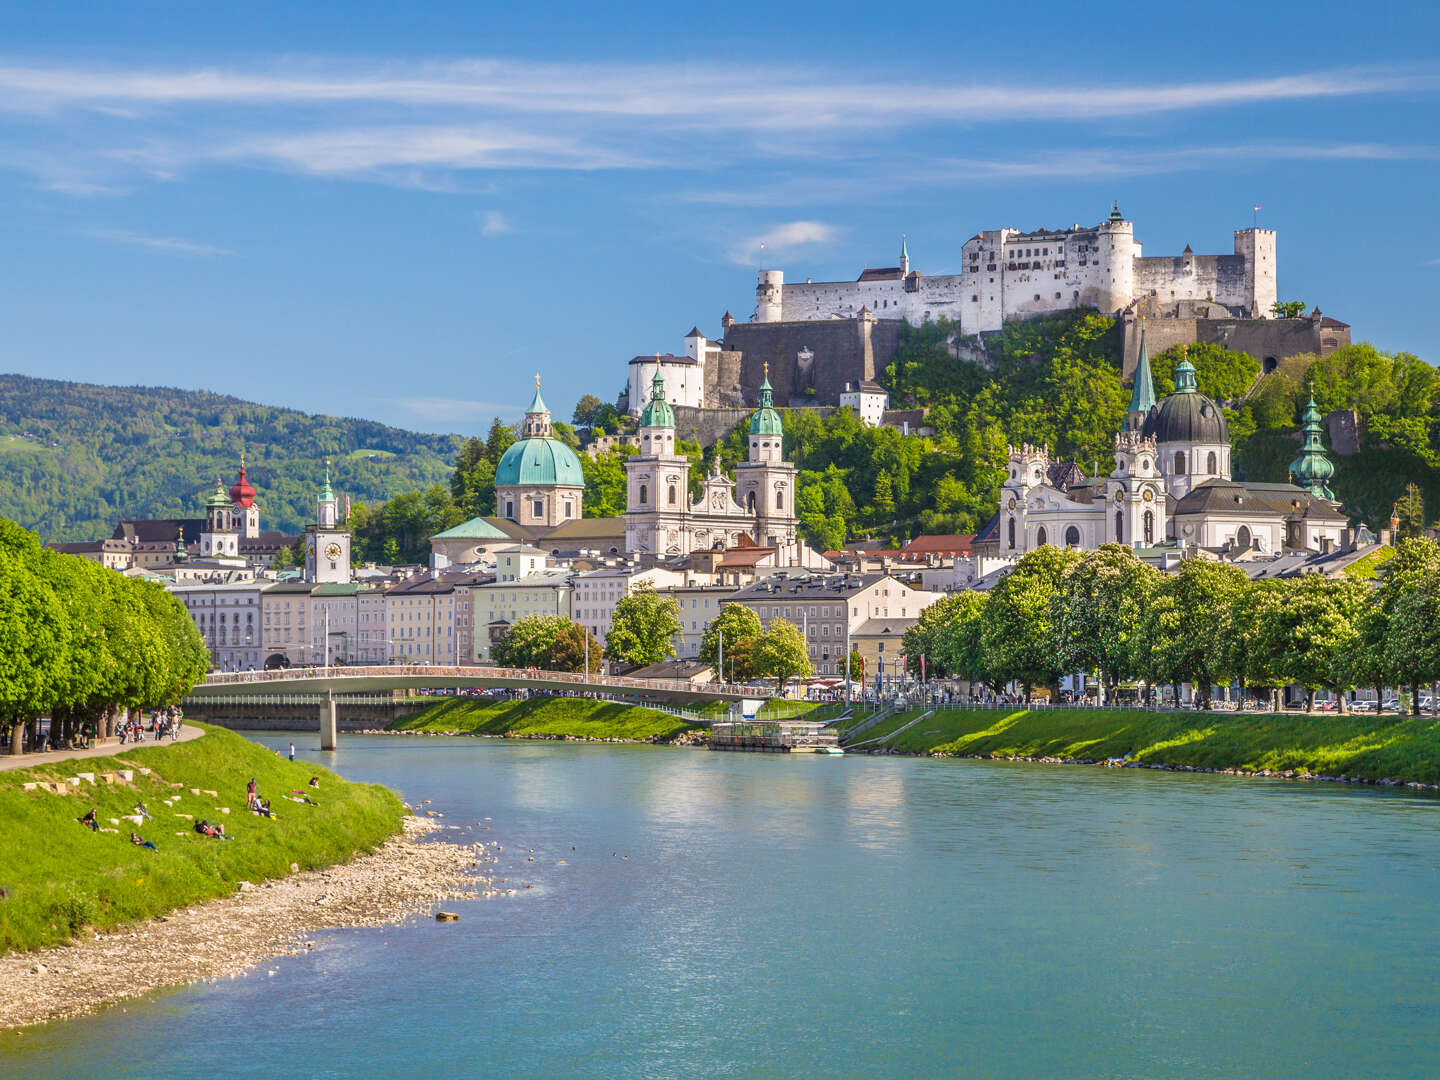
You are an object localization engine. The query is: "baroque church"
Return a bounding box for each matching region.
[623,367,809,563]
[983,326,1349,558]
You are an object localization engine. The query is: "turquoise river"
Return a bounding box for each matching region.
[4,733,1440,1078]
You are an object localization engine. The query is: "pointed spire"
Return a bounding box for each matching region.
[901,233,909,261]
[1287,396,1336,499]
[1128,319,1156,428]
[526,373,548,417]
[321,459,334,503]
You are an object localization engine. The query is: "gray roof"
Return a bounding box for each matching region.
[1173,480,1347,520]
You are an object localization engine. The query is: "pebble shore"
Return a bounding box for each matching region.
[0,817,490,1030]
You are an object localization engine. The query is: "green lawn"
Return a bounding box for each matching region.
[0,724,404,954]
[855,706,1440,784]
[842,709,931,746]
[390,697,703,741]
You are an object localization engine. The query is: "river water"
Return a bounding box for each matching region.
[5,734,1440,1079]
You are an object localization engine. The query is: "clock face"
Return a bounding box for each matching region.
[1142,488,1155,502]
[324,542,342,560]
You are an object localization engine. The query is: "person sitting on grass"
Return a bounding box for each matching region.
[77,808,99,832]
[308,777,320,789]
[130,832,157,851]
[253,798,274,818]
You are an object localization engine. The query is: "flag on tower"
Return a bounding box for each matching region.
[1253,205,1262,212]
[344,494,351,522]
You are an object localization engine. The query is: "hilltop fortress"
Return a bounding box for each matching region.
[623,206,1349,437]
[754,204,1276,332]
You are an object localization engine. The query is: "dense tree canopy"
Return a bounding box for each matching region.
[0,519,207,750]
[603,586,682,669]
[492,614,601,673]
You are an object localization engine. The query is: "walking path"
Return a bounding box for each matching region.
[0,726,205,773]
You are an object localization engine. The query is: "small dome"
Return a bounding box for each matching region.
[205,479,231,508]
[229,465,256,508]
[495,437,584,488]
[748,370,783,436]
[639,371,675,429]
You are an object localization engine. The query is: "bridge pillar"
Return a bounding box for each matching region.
[320,691,338,751]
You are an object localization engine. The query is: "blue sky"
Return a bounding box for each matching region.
[2,0,1438,435]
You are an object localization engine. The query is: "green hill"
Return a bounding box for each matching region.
[0,375,463,541]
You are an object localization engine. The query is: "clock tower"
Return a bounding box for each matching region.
[304,462,351,583]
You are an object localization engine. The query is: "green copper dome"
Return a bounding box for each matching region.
[205,479,230,508]
[749,371,783,436]
[495,436,585,487]
[1288,397,1336,500]
[639,371,675,429]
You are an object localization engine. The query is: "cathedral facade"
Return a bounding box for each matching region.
[624,370,804,562]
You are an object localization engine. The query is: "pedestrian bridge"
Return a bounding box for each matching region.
[186,665,750,749]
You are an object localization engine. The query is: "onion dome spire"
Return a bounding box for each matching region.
[639,370,675,429]
[1288,397,1337,500]
[749,361,783,436]
[229,452,256,508]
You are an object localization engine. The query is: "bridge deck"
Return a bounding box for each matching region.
[186,665,751,704]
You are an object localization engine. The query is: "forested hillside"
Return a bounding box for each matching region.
[0,375,461,540]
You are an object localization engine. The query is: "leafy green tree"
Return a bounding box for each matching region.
[847,648,865,683]
[1138,558,1249,707]
[1386,573,1440,716]
[1149,343,1261,403]
[1366,538,1440,713]
[1272,300,1307,319]
[753,618,812,695]
[572,395,605,427]
[493,614,567,669]
[1252,576,1368,711]
[1394,483,1426,538]
[603,585,681,669]
[579,448,634,518]
[699,605,763,679]
[0,525,70,751]
[981,546,1082,700]
[1052,544,1161,696]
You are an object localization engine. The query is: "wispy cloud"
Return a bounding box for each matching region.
[3,57,1437,195]
[727,221,841,266]
[478,210,513,236]
[398,397,519,421]
[84,227,234,257]
[0,59,1433,127]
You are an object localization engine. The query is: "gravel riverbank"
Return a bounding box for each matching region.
[0,817,489,1030]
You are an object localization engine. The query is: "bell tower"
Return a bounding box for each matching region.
[1107,431,1164,547]
[625,371,691,555]
[734,365,798,558]
[305,461,351,582]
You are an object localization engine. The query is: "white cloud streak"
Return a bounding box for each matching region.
[479,210,513,236]
[0,60,1433,128]
[84,228,234,257]
[728,221,841,266]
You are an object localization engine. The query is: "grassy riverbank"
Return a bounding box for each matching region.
[390,698,704,741]
[0,724,405,954]
[847,706,1440,784]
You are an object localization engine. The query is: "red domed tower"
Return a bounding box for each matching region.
[228,454,260,538]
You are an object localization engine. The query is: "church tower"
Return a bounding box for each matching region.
[1106,431,1165,548]
[199,479,238,558]
[229,454,260,538]
[625,371,691,555]
[734,366,799,557]
[1128,320,1157,431]
[899,234,910,277]
[305,462,351,583]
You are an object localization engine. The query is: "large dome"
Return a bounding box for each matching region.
[1141,393,1229,444]
[1140,359,1228,444]
[494,437,585,487]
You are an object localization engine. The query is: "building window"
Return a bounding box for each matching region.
[1115,511,1124,544]
[1037,526,1048,546]
[1175,451,1187,474]
[775,489,784,510]
[669,485,677,505]
[1007,516,1016,549]
[505,500,514,518]
[1064,525,1080,547]
[1207,451,1217,474]
[639,484,648,505]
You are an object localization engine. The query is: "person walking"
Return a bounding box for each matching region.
[288,742,295,762]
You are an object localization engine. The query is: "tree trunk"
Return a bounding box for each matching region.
[9,722,22,757]
[1432,682,1438,717]
[1336,688,1349,715]
[1305,688,1315,713]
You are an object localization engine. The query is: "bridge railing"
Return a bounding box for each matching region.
[195,664,752,699]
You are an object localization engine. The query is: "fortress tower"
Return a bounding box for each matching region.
[755,270,784,322]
